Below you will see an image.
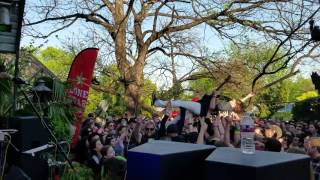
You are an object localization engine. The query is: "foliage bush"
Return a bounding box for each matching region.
[47,79,75,141]
[271,112,293,121]
[29,76,75,141]
[0,60,13,119]
[292,97,320,122]
[61,162,94,180]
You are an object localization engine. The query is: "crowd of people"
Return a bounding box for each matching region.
[73,91,320,180]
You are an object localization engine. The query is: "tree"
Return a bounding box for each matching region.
[286,77,315,101]
[145,32,204,99]
[188,42,289,97]
[292,96,320,122]
[189,78,215,95]
[257,77,316,118]
[24,0,319,114]
[186,41,318,119]
[84,88,103,116]
[92,64,157,116]
[35,47,73,80]
[296,90,318,101]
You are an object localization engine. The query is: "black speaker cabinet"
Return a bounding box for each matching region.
[127,140,215,180]
[205,147,310,180]
[9,116,49,151]
[8,116,49,166]
[19,154,48,180]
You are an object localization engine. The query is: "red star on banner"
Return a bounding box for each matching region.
[76,73,87,87]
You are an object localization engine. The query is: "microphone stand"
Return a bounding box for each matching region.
[16,83,74,171]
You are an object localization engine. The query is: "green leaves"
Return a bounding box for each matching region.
[31,47,75,138]
[271,112,293,121]
[189,78,215,96]
[292,97,320,122]
[0,58,14,118]
[296,91,318,101]
[223,3,232,10]
[61,162,94,180]
[48,79,75,140]
[53,79,67,101]
[35,47,73,80]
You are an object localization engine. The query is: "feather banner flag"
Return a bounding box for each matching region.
[67,48,99,148]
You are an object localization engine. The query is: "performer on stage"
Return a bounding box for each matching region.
[153,91,255,117]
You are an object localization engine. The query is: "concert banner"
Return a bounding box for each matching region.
[67,48,99,148]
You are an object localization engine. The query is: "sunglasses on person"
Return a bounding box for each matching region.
[108,124,115,127]
[145,128,155,131]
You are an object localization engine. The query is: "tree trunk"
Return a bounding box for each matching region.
[123,49,147,116]
[124,69,144,116]
[125,82,141,115]
[113,0,148,115]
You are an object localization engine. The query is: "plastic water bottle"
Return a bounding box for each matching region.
[240,113,255,154]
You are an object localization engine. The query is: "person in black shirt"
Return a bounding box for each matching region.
[152,113,161,130]
[166,124,185,142]
[82,113,95,128]
[88,138,103,179]
[140,121,158,144]
[131,103,172,146]
[264,138,282,152]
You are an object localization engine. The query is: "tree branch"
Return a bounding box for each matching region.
[251,6,320,90]
[256,70,300,92]
[25,13,115,32]
[102,0,115,15]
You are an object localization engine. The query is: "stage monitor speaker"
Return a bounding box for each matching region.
[205,147,310,180]
[18,141,68,180]
[8,116,49,166]
[8,116,49,151]
[19,153,49,180]
[127,140,215,180]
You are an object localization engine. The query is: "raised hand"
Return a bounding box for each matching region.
[213,91,220,98]
[216,113,224,124]
[212,116,220,127]
[225,114,233,125]
[248,92,256,98]
[119,132,126,141]
[197,117,208,144]
[165,101,172,116]
[230,112,240,121]
[241,92,256,102]
[200,117,208,131]
[219,111,229,118]
[218,111,229,126]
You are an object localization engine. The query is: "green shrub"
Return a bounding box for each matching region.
[61,162,94,180]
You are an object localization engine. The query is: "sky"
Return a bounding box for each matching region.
[20,0,320,88]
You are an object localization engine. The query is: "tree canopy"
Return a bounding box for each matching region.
[23,0,320,114]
